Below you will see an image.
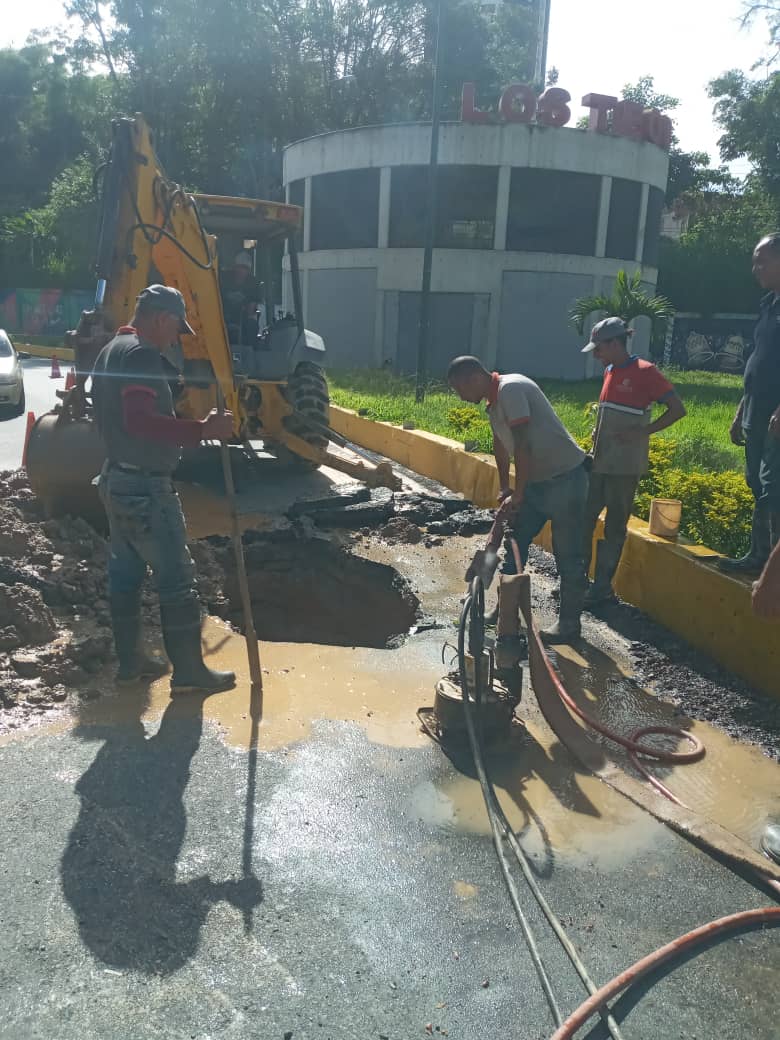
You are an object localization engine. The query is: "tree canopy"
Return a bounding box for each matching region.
[0,0,535,287]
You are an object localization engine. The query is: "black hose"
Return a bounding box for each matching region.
[458,585,563,1028]
[458,578,626,1040]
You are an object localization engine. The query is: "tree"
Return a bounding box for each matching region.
[709,69,780,210]
[739,1,780,67]
[658,187,777,314]
[570,270,674,339]
[621,75,735,204]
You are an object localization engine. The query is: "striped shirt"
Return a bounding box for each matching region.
[593,357,674,475]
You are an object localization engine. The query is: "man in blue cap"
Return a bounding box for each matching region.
[91,284,237,694]
[581,317,686,606]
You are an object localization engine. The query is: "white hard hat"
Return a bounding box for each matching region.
[234,250,253,269]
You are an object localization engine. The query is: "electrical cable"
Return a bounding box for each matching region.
[458,583,564,1029]
[457,544,780,1040]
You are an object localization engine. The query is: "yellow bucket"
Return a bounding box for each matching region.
[648,497,682,540]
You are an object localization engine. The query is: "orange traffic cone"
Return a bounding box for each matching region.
[50,355,62,379]
[64,368,76,391]
[21,411,35,469]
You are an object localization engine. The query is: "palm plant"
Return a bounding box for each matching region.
[569,270,675,339]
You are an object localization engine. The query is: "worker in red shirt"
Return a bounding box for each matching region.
[581,317,686,607]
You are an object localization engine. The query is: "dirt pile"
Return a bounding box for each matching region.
[0,470,228,727]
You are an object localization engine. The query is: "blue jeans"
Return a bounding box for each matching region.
[98,468,196,606]
[503,463,589,595]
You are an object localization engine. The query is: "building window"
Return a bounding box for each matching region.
[642,187,664,268]
[389,165,497,249]
[389,167,427,248]
[288,179,305,250]
[310,169,380,250]
[606,178,641,261]
[437,166,497,249]
[507,168,600,255]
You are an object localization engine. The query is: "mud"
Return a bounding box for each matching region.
[525,543,780,759]
[217,531,420,648]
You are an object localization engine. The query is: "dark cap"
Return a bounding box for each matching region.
[136,284,195,335]
[581,316,633,353]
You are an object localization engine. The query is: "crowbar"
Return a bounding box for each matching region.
[216,386,263,934]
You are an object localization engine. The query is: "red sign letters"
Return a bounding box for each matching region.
[460,83,673,151]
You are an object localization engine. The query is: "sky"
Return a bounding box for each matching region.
[2,0,775,168]
[547,0,773,167]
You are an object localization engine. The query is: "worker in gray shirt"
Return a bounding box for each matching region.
[448,356,589,641]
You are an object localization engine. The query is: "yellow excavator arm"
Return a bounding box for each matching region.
[44,113,401,504]
[85,115,240,422]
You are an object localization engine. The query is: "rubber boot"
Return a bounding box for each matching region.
[717,505,770,573]
[160,597,236,695]
[109,592,168,684]
[584,540,620,608]
[540,577,584,642]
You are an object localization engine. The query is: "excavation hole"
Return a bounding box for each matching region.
[221,535,420,649]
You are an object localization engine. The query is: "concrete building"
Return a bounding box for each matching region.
[283,120,669,380]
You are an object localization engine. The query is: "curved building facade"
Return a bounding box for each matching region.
[283,121,669,380]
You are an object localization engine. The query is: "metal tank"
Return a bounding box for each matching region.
[26,413,107,523]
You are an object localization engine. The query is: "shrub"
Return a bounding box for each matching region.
[635,440,751,557]
[447,405,483,434]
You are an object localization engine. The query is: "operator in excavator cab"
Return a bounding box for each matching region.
[220,250,262,345]
[91,284,237,695]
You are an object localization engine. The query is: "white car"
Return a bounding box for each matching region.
[0,330,27,417]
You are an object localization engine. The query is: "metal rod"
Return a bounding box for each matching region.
[415,0,443,404]
[288,237,305,336]
[216,387,263,934]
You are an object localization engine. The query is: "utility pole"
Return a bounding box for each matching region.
[415,0,443,403]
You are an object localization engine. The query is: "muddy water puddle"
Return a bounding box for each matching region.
[548,643,780,851]
[71,618,439,752]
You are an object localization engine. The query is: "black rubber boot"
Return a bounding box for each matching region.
[160,597,236,695]
[540,577,585,642]
[717,506,769,573]
[109,592,168,684]
[584,541,620,608]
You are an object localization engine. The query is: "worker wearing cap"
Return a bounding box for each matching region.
[220,250,261,345]
[581,317,686,607]
[448,355,589,641]
[91,284,236,694]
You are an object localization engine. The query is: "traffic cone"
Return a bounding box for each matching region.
[21,412,35,469]
[64,368,76,391]
[50,355,62,379]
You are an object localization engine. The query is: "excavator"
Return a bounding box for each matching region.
[25,114,399,516]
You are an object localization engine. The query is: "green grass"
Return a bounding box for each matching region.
[328,368,745,474]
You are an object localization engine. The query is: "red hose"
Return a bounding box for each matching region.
[549,906,780,1040]
[500,529,705,806]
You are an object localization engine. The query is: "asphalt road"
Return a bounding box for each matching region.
[0,357,63,471]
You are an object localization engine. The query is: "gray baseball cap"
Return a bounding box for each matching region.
[581,316,633,353]
[137,284,195,335]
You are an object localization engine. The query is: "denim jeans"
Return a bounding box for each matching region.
[97,467,196,606]
[503,463,589,595]
[744,426,780,558]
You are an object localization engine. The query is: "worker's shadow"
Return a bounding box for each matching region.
[60,685,263,976]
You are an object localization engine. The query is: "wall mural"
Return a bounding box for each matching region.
[667,315,755,373]
[0,289,93,336]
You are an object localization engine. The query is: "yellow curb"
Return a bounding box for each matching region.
[330,405,780,700]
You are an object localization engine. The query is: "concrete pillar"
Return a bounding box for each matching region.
[635,183,650,264]
[595,176,612,258]
[494,166,511,251]
[303,177,312,253]
[378,167,391,249]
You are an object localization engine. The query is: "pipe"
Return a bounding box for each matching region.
[549,906,780,1040]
